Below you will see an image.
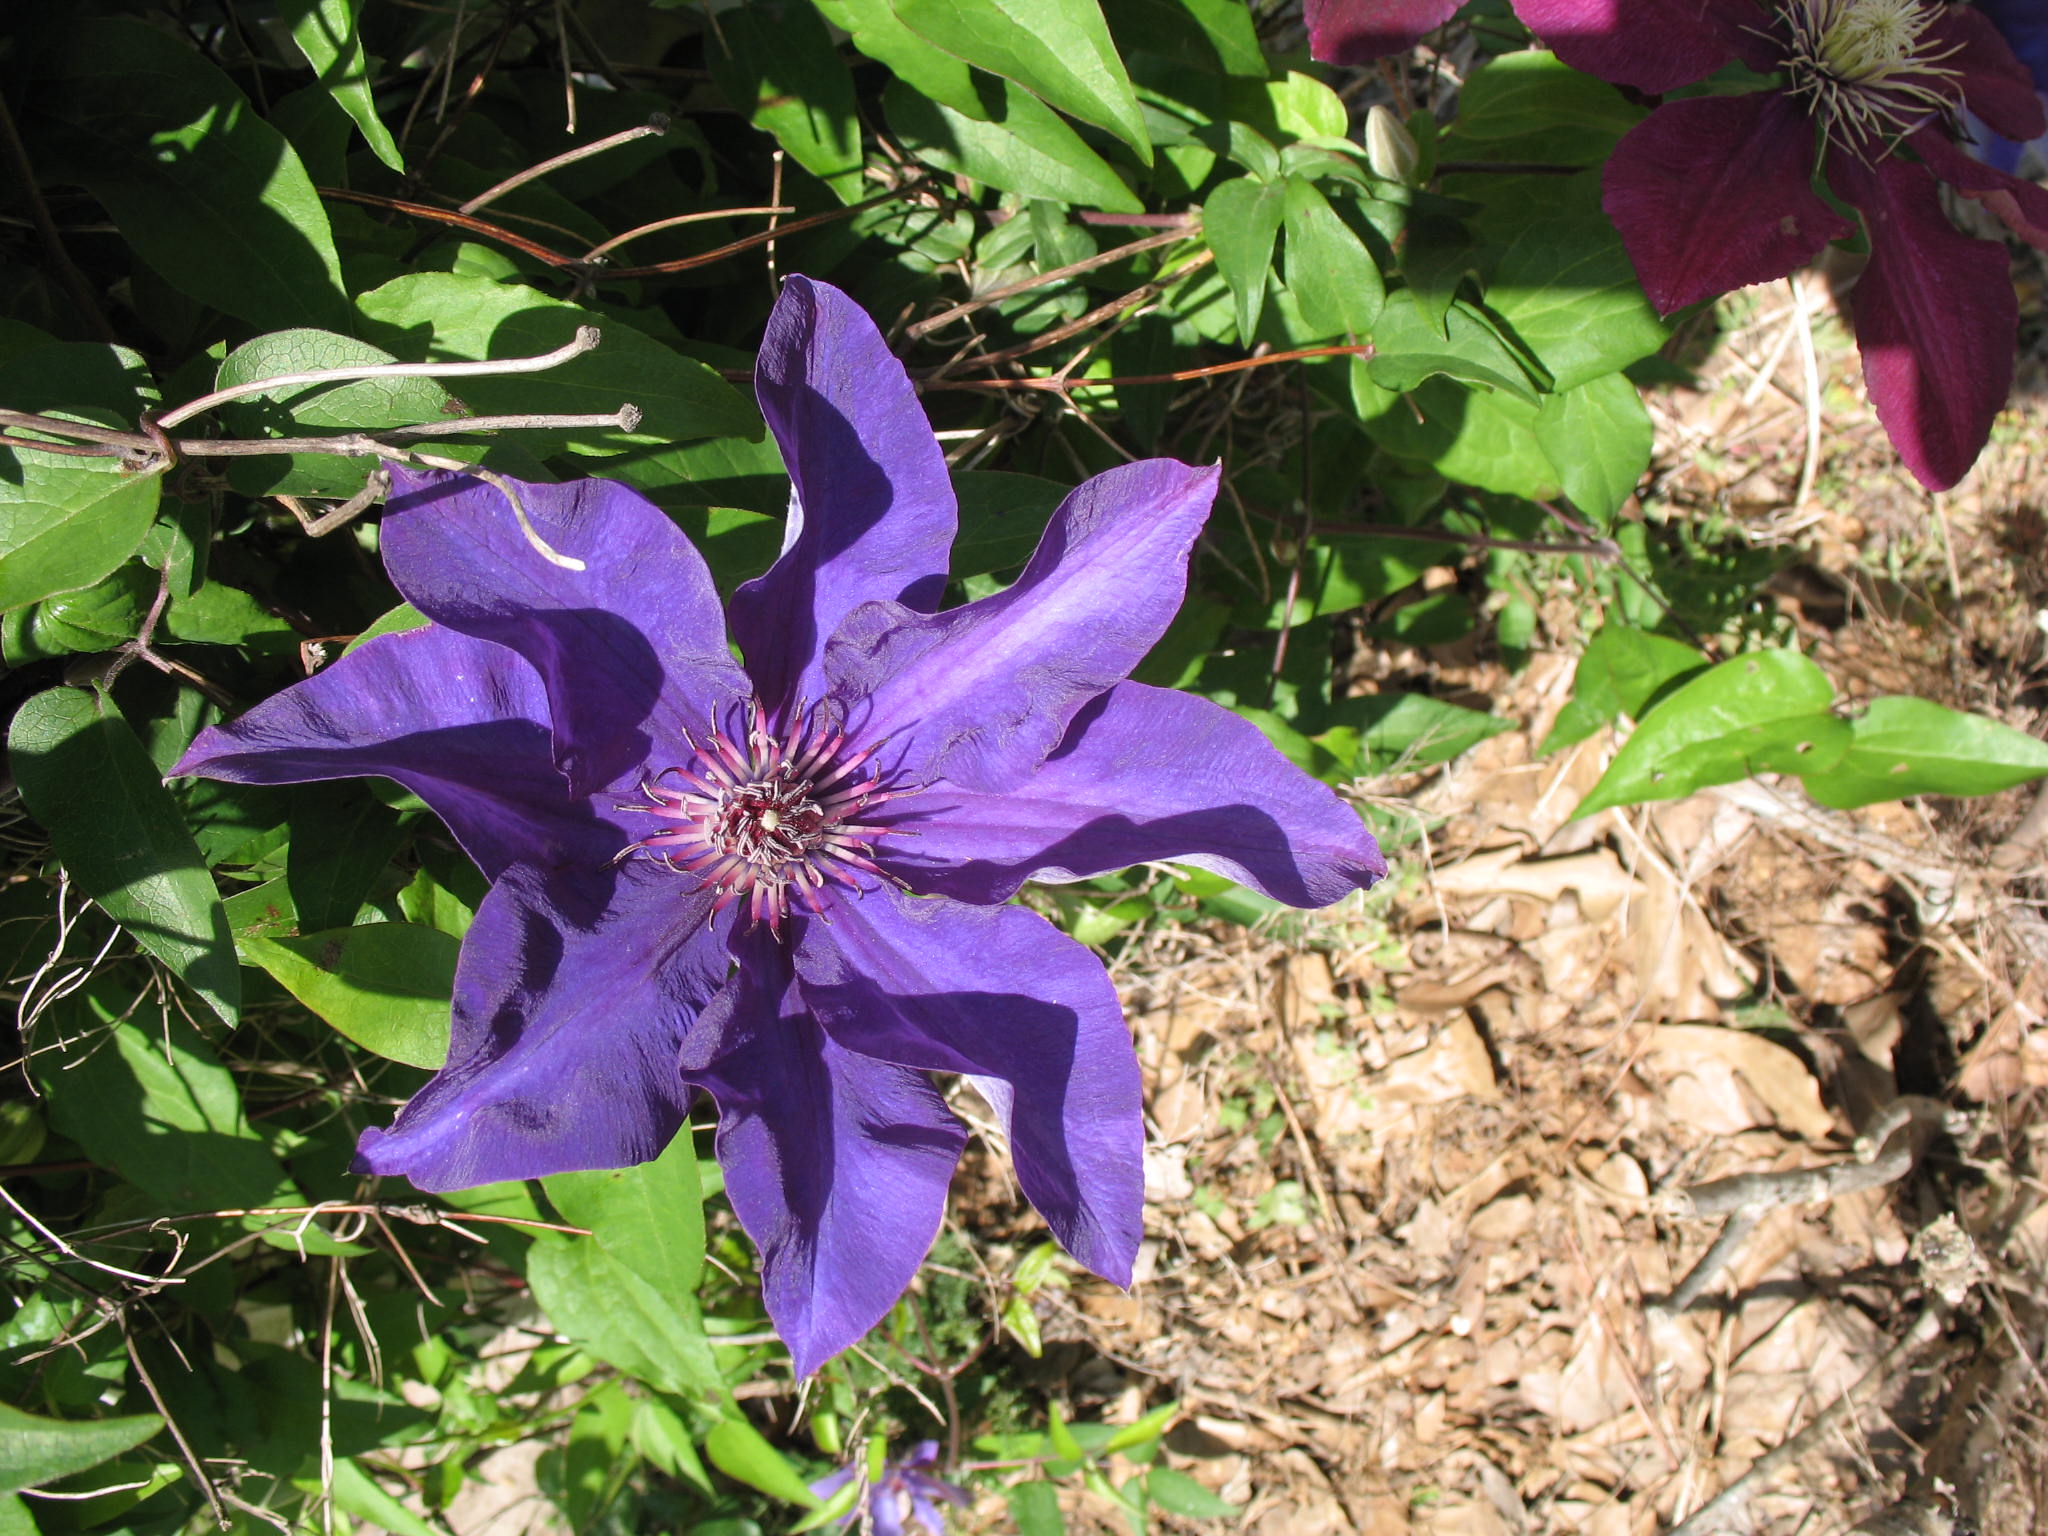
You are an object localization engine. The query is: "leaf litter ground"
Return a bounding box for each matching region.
[906,267,2048,1536]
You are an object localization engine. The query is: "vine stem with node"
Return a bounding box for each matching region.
[0,330,638,566]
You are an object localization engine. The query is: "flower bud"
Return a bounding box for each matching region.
[1365,105,1421,185]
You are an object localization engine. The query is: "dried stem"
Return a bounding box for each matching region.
[921,342,1374,393]
[582,204,793,260]
[906,225,1198,341]
[156,328,605,430]
[457,113,669,214]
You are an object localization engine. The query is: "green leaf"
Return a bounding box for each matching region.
[0,1405,162,1496]
[241,924,456,1069]
[1332,693,1510,770]
[544,1131,706,1299]
[0,1494,30,1536]
[1356,371,1562,501]
[1487,215,1668,393]
[708,2,865,196]
[1009,1480,1066,1536]
[286,787,407,931]
[40,18,350,330]
[1146,1467,1240,1519]
[528,1236,726,1399]
[1262,71,1349,141]
[355,274,759,451]
[0,450,162,614]
[40,1010,295,1210]
[327,1458,446,1536]
[1576,649,1852,818]
[8,687,238,1024]
[1102,1401,1180,1454]
[1445,49,1643,166]
[278,0,405,172]
[1365,299,1544,403]
[704,1418,823,1507]
[893,0,1151,162]
[817,0,982,114]
[1282,177,1383,338]
[215,328,461,498]
[1801,696,2048,808]
[1531,371,1652,518]
[1047,1404,1087,1463]
[1202,175,1287,342]
[1542,624,1706,753]
[790,1477,866,1532]
[884,79,1143,212]
[952,471,1066,575]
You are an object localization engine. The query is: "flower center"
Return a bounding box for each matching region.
[616,701,909,932]
[1779,0,1961,155]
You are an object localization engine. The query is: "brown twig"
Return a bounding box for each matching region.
[457,114,669,214]
[121,1311,231,1531]
[906,225,1198,341]
[920,343,1375,393]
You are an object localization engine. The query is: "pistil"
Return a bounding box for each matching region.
[616,701,910,932]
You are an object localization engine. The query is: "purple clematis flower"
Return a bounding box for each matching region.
[172,276,1386,1374]
[810,1441,969,1536]
[1594,0,2048,491]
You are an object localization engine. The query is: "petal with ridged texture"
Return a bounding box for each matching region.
[681,931,965,1378]
[354,864,729,1189]
[1830,154,2015,492]
[825,459,1220,792]
[1304,0,1463,63]
[172,624,606,880]
[381,467,749,798]
[729,276,958,713]
[886,682,1386,907]
[1603,92,1853,314]
[794,888,1143,1288]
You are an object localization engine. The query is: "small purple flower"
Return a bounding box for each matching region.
[173,277,1386,1373]
[811,1441,968,1536]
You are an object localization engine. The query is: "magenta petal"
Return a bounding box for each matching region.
[355,865,729,1190]
[827,459,1221,792]
[1603,92,1852,314]
[680,931,965,1377]
[1913,127,2048,251]
[172,625,605,880]
[887,682,1386,908]
[1829,154,2016,492]
[1304,0,1463,63]
[729,277,958,714]
[1929,3,2048,142]
[1514,0,1737,94]
[381,467,749,798]
[793,888,1143,1287]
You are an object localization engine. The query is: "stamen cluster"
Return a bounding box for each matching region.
[1781,0,1962,153]
[618,702,906,931]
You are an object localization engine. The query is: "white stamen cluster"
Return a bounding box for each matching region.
[617,701,908,932]
[1780,0,1962,156]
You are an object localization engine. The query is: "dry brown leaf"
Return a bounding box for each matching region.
[1644,1025,1836,1139]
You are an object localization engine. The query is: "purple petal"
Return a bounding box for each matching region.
[808,1468,857,1504]
[1303,0,1463,63]
[1829,153,2016,492]
[1515,0,1738,93]
[794,888,1143,1287]
[381,467,749,799]
[887,682,1386,908]
[728,277,958,714]
[1602,92,1853,314]
[1931,2,2048,142]
[1914,127,2048,250]
[172,625,605,880]
[825,459,1221,793]
[871,1492,908,1536]
[680,931,965,1378]
[354,864,728,1189]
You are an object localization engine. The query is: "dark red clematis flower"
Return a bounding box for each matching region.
[1308,0,2048,490]
[1598,0,2048,490]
